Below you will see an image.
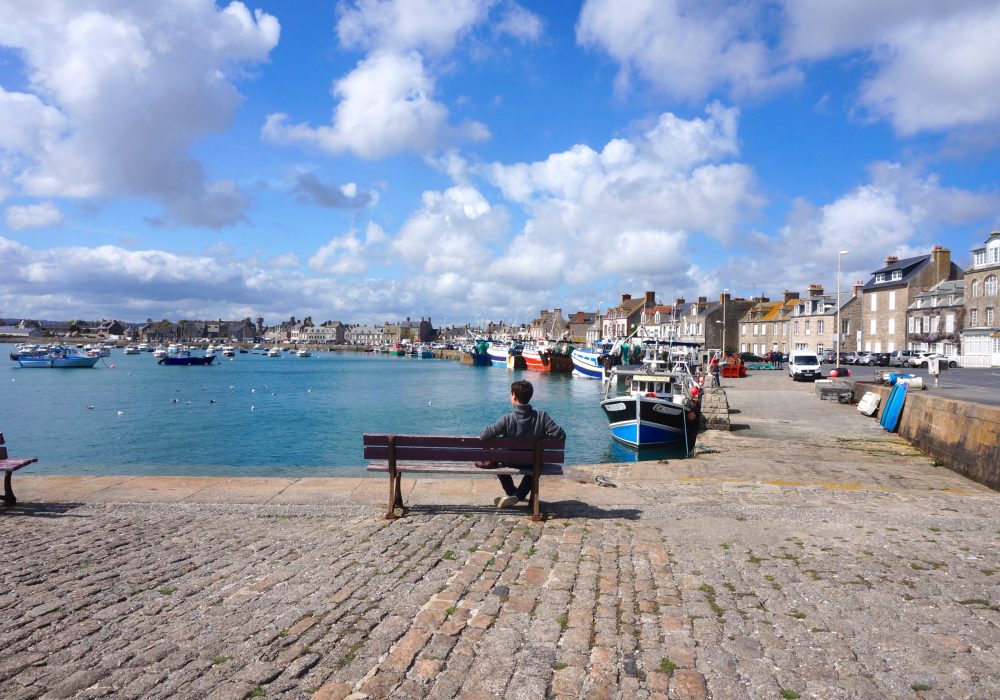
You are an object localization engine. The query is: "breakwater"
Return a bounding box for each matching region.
[852,381,1000,490]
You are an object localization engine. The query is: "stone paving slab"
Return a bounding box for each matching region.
[0,370,997,699]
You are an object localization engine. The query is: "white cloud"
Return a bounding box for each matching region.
[5,202,65,231]
[783,1,1000,134]
[0,0,279,227]
[576,0,800,101]
[336,0,492,55]
[264,51,488,159]
[724,162,1000,295]
[496,2,543,42]
[265,0,503,160]
[308,222,388,275]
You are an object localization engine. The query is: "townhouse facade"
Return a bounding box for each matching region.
[739,292,798,356]
[907,280,963,357]
[601,292,652,338]
[961,231,1000,366]
[860,246,961,353]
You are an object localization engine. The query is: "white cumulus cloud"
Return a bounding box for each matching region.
[0,0,280,228]
[5,202,65,231]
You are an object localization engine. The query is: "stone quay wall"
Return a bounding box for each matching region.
[852,381,1000,490]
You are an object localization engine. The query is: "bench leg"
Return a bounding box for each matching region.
[384,472,399,520]
[2,471,15,506]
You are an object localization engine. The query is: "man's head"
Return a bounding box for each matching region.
[510,380,534,405]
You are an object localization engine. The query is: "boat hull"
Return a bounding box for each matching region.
[522,349,574,373]
[571,349,605,378]
[158,355,215,366]
[600,396,692,447]
[18,355,99,368]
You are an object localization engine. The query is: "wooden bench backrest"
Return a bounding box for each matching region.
[363,434,565,466]
[0,433,6,460]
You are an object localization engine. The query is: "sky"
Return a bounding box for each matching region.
[2,0,1000,328]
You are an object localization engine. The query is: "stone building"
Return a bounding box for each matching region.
[601,292,652,338]
[739,291,799,356]
[859,246,962,353]
[961,231,1000,366]
[907,280,963,357]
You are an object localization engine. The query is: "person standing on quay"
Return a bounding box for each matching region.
[480,380,565,508]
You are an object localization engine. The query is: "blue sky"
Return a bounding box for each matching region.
[2,0,999,327]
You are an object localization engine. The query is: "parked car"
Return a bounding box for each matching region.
[739,352,764,363]
[889,350,919,367]
[874,352,892,366]
[788,350,822,381]
[820,350,836,364]
[842,352,860,365]
[907,352,959,369]
[855,351,875,365]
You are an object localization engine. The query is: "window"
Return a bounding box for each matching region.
[870,319,876,335]
[888,318,895,335]
[970,279,979,297]
[991,242,1000,263]
[741,324,747,336]
[975,250,986,266]
[805,320,811,336]
[875,273,886,282]
[988,308,995,326]
[870,295,877,312]
[971,309,978,326]
[908,317,915,333]
[889,291,896,310]
[946,314,954,333]
[931,317,939,333]
[817,320,824,334]
[922,317,930,333]
[891,270,902,281]
[792,321,799,334]
[986,275,998,296]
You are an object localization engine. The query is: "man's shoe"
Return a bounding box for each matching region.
[493,496,503,507]
[497,495,519,508]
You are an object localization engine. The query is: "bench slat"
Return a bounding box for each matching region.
[0,458,37,473]
[363,434,565,450]
[366,460,565,476]
[363,445,564,464]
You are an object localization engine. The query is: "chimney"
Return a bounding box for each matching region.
[853,280,863,298]
[674,297,685,307]
[930,245,951,283]
[782,290,799,303]
[719,291,731,304]
[808,284,824,297]
[884,255,898,266]
[621,293,631,304]
[644,291,655,308]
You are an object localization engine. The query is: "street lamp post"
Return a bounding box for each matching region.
[722,288,729,356]
[836,251,849,365]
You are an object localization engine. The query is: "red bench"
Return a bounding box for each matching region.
[363,434,566,522]
[0,433,38,505]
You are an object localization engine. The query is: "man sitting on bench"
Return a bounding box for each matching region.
[480,380,566,509]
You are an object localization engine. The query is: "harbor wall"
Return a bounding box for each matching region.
[852,382,1000,491]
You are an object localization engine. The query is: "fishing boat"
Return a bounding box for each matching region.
[123,345,140,354]
[521,339,574,372]
[221,345,236,357]
[486,342,524,367]
[571,340,619,378]
[415,344,435,358]
[158,347,215,366]
[17,346,100,368]
[296,348,311,357]
[600,344,700,450]
[152,346,169,358]
[462,339,492,366]
[10,344,51,361]
[267,347,282,357]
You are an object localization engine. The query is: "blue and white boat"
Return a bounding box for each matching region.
[571,340,617,378]
[600,347,700,450]
[486,342,522,367]
[17,346,99,368]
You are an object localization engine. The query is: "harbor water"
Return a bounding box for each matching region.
[1,346,690,476]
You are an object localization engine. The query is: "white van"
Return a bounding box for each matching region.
[788,350,822,381]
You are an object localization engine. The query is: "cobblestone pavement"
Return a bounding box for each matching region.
[1,372,998,699]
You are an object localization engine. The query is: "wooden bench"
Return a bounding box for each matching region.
[363,434,566,522]
[0,433,38,506]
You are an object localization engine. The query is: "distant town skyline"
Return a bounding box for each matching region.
[2,1,999,324]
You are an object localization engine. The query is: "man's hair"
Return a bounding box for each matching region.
[510,380,534,404]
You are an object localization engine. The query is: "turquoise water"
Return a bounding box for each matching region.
[1,345,688,475]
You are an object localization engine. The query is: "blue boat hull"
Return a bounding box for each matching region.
[601,395,691,447]
[571,349,605,378]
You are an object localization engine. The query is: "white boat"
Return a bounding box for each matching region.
[153,346,169,358]
[267,347,282,357]
[137,342,151,352]
[123,345,141,355]
[296,348,312,357]
[221,345,236,357]
[17,346,100,368]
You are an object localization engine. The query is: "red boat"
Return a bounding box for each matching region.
[520,341,574,372]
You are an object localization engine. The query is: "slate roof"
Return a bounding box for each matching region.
[861,255,930,291]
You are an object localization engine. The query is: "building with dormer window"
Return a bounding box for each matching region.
[860,246,962,353]
[962,231,1000,366]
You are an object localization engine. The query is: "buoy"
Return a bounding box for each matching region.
[110,364,116,368]
[117,411,124,416]
[251,405,255,411]
[87,405,95,410]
